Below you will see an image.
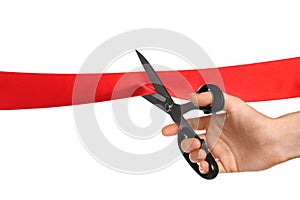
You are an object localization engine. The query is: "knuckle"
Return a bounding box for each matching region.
[197,149,207,160]
[192,138,200,149]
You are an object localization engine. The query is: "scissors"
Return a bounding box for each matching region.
[136,50,225,179]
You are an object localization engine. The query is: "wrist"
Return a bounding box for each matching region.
[273,113,300,164]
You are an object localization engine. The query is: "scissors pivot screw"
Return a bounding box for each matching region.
[165,102,173,112]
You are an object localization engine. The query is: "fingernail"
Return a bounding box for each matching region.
[199,167,207,174]
[189,93,198,105]
[199,166,204,173]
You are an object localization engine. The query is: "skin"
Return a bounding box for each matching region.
[162,92,300,173]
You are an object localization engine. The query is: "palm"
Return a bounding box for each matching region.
[207,105,276,173]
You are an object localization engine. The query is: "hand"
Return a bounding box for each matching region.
[162,92,281,173]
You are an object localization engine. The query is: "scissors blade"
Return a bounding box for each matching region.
[142,94,168,113]
[135,50,173,102]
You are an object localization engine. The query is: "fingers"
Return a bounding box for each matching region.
[186,143,226,174]
[188,145,227,174]
[181,138,201,152]
[189,148,207,162]
[199,161,209,174]
[162,123,179,136]
[198,160,226,174]
[182,136,227,174]
[181,138,209,174]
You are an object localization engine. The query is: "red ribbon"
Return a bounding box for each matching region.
[1,57,300,110]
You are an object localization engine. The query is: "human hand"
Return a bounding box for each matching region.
[162,92,281,173]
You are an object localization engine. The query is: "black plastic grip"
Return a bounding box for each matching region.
[197,84,224,114]
[177,84,224,179]
[178,127,219,180]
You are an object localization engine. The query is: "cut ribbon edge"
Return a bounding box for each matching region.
[1,57,300,110]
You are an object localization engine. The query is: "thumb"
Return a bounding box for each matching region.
[189,91,241,112]
[189,91,213,107]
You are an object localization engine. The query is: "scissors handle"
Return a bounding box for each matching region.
[178,84,224,179]
[198,84,225,114]
[178,127,219,179]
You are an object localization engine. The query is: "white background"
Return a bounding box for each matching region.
[1,1,300,199]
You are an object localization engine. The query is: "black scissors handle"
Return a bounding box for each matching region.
[179,84,224,179]
[135,50,224,179]
[178,128,219,179]
[198,84,225,114]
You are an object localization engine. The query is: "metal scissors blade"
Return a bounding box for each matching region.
[142,94,169,112]
[135,50,173,102]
